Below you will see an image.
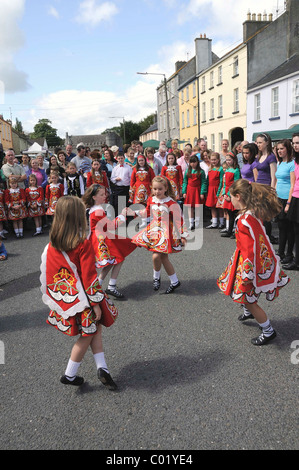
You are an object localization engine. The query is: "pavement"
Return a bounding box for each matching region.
[0,218,298,451]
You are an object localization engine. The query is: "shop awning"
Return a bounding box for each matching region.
[252,124,299,142]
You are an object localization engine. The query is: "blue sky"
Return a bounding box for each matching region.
[0,0,285,138]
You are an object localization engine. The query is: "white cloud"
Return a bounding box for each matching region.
[0,0,30,93]
[22,83,157,137]
[48,6,60,19]
[172,0,285,53]
[74,0,118,27]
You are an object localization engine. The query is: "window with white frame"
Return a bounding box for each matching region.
[181,91,184,104]
[202,76,206,93]
[271,87,279,117]
[293,79,299,113]
[186,86,189,101]
[233,56,239,76]
[187,109,190,127]
[218,95,223,117]
[172,108,176,128]
[202,102,206,122]
[211,134,215,151]
[218,133,223,151]
[254,93,261,121]
[193,106,197,125]
[218,65,222,84]
[159,114,163,131]
[210,98,215,119]
[182,112,185,128]
[210,71,214,88]
[233,88,239,112]
[193,82,196,98]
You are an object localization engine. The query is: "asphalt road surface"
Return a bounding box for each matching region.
[0,218,298,451]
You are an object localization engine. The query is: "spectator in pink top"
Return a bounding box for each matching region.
[284,132,299,270]
[177,147,192,176]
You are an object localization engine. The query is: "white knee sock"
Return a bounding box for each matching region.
[153,269,161,280]
[258,319,274,337]
[93,352,109,372]
[169,273,179,285]
[65,359,81,380]
[108,278,117,290]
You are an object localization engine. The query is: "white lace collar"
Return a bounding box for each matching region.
[152,196,172,203]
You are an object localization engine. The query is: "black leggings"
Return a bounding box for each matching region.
[277,217,295,258]
[294,222,299,265]
[228,210,237,234]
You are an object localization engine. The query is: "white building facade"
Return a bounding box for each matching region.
[247,68,299,142]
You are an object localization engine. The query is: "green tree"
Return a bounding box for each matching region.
[103,113,156,145]
[14,118,24,134]
[30,118,64,147]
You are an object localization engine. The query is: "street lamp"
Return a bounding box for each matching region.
[137,72,170,142]
[109,116,126,145]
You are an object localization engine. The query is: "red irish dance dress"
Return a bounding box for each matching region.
[0,189,7,222]
[161,165,183,200]
[4,187,27,220]
[129,167,155,204]
[40,239,118,336]
[222,168,241,211]
[88,205,136,268]
[131,196,188,253]
[182,169,207,206]
[217,212,289,304]
[26,186,45,218]
[45,183,64,215]
[205,167,224,208]
[86,171,110,191]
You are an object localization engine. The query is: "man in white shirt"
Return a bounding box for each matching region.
[155,145,168,166]
[110,154,132,215]
[2,149,27,189]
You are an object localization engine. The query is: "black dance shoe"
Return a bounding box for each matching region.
[221,232,232,238]
[281,254,293,264]
[282,260,299,271]
[60,375,84,386]
[98,368,118,391]
[106,287,125,298]
[205,224,218,229]
[251,330,276,346]
[238,311,254,321]
[165,281,181,294]
[153,278,161,291]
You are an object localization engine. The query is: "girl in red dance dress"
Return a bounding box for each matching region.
[45,170,64,217]
[86,159,110,202]
[161,152,183,201]
[26,173,44,236]
[221,152,241,238]
[205,152,225,229]
[129,176,188,294]
[40,196,118,389]
[83,184,136,299]
[217,179,289,346]
[5,176,27,238]
[182,155,207,230]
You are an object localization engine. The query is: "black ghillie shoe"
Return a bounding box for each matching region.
[105,287,125,298]
[60,375,84,386]
[98,368,118,391]
[238,311,254,321]
[153,278,161,291]
[165,281,181,294]
[251,330,277,346]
